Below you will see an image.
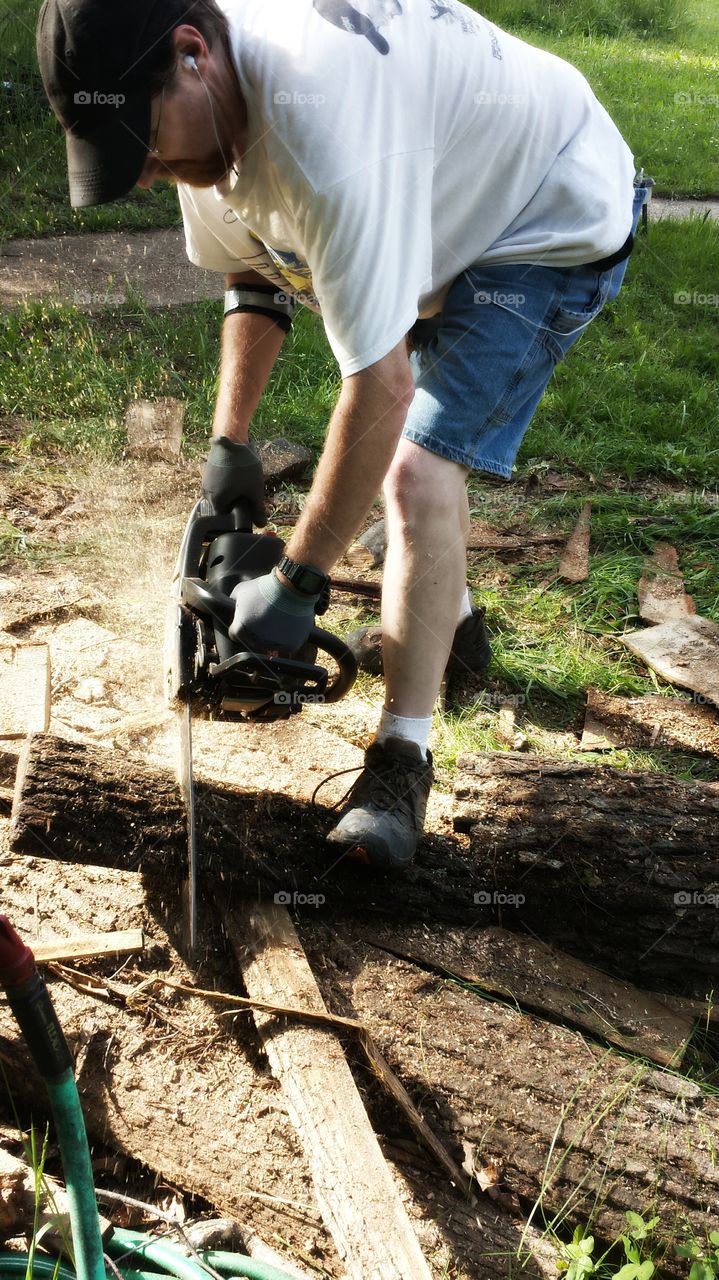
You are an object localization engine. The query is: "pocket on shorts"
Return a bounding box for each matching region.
[548,263,613,337]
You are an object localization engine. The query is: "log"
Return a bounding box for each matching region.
[453,751,719,992]
[225,899,433,1280]
[10,735,719,996]
[345,519,387,570]
[301,921,719,1271]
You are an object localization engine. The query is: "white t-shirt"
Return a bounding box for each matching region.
[178,0,635,376]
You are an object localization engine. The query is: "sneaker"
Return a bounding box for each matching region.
[325,736,434,870]
[346,606,492,678]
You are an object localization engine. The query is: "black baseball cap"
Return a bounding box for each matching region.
[37,0,186,207]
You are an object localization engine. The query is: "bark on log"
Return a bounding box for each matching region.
[453,751,719,992]
[10,735,719,997]
[302,921,719,1273]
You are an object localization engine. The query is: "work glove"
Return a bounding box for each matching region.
[229,569,319,655]
[201,436,266,525]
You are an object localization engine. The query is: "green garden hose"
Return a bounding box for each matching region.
[0,917,300,1280]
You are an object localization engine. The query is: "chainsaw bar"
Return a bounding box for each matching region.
[178,698,198,956]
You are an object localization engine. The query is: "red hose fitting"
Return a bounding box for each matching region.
[0,915,36,988]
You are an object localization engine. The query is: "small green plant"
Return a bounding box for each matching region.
[555,1216,719,1280]
[556,1211,660,1279]
[675,1229,719,1279]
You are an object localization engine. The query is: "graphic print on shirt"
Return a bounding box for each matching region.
[428,0,479,35]
[313,0,402,55]
[244,232,321,310]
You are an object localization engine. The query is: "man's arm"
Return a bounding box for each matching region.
[212,269,287,443]
[283,337,414,574]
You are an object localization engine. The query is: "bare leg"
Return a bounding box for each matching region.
[381,438,470,718]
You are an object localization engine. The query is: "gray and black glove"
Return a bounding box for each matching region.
[201,436,266,525]
[229,570,319,655]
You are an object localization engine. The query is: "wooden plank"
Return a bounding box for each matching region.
[0,644,51,738]
[622,615,719,706]
[225,899,433,1280]
[33,927,144,964]
[357,921,693,1067]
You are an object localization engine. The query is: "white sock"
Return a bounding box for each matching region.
[457,586,474,624]
[376,707,432,759]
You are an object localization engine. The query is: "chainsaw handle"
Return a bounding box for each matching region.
[309,627,358,703]
[181,580,357,701]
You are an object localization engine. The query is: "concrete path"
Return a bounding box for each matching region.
[0,198,716,310]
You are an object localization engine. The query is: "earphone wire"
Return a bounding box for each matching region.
[188,56,236,180]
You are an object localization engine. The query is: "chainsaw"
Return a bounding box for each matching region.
[165,497,358,952]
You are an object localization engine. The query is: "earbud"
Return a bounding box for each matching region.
[184,54,198,70]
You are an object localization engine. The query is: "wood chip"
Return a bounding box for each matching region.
[558,502,591,581]
[637,542,695,623]
[125,398,185,462]
[579,688,719,755]
[622,615,719,707]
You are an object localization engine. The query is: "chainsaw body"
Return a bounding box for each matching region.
[166,499,357,721]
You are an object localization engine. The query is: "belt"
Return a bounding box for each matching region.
[583,230,634,273]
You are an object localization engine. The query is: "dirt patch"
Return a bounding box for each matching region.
[0,230,223,310]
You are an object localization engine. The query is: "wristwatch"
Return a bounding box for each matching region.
[277,555,331,611]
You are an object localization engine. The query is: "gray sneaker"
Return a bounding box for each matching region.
[325,736,433,870]
[346,606,491,678]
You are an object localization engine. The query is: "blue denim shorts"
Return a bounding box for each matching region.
[402,184,648,477]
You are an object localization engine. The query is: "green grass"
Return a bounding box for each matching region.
[481,0,683,36]
[2,220,717,482]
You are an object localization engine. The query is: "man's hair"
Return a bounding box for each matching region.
[149,0,231,93]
